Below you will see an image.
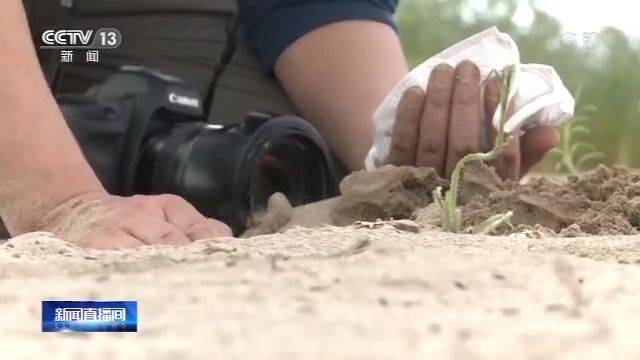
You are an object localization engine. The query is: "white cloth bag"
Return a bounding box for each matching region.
[365,27,575,170]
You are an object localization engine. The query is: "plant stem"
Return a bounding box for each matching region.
[561,124,578,174]
[437,65,515,233]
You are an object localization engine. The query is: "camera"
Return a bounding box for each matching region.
[58,66,337,234]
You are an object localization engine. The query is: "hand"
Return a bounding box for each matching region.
[386,60,560,180]
[41,192,232,249]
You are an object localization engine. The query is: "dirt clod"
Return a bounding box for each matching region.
[243,193,293,237]
[463,165,640,236]
[331,166,446,226]
[246,164,640,237]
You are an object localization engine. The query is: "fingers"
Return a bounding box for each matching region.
[204,219,234,238]
[101,195,191,246]
[416,63,455,175]
[120,215,192,246]
[389,60,556,181]
[158,194,233,240]
[445,60,482,178]
[484,76,521,180]
[493,134,521,180]
[484,76,502,138]
[520,125,560,177]
[56,193,232,249]
[388,86,424,166]
[85,229,145,250]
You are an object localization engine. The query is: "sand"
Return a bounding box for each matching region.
[2,227,640,359]
[3,165,640,358]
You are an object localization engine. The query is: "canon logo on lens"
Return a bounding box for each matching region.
[169,93,201,109]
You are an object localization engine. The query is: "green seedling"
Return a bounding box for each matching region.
[549,87,605,174]
[636,100,640,150]
[433,66,515,234]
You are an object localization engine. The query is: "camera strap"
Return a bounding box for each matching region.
[27,0,299,128]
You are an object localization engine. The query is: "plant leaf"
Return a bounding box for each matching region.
[570,142,597,159]
[548,148,564,158]
[577,152,606,170]
[473,211,514,235]
[435,66,515,234]
[433,187,444,209]
[573,85,583,105]
[554,161,566,173]
[571,115,590,124]
[570,125,591,137]
[578,105,598,115]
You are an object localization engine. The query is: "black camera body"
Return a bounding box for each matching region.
[59,66,337,234]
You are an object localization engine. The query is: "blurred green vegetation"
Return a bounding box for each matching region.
[396,0,640,171]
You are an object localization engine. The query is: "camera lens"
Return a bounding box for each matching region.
[137,115,337,234]
[249,136,327,214]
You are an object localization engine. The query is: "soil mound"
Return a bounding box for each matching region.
[249,164,640,237]
[331,166,446,226]
[462,165,640,235]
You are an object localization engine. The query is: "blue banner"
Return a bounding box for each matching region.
[42,301,138,332]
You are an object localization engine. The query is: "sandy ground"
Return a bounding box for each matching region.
[2,225,640,359]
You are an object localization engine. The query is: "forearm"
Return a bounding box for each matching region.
[0,2,103,234]
[274,20,408,171]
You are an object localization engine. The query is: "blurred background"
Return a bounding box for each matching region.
[396,0,639,172]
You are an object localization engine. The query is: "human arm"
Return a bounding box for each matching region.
[274,22,559,178]
[0,1,102,234]
[274,20,407,171]
[0,2,230,246]
[387,61,560,179]
[240,0,559,177]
